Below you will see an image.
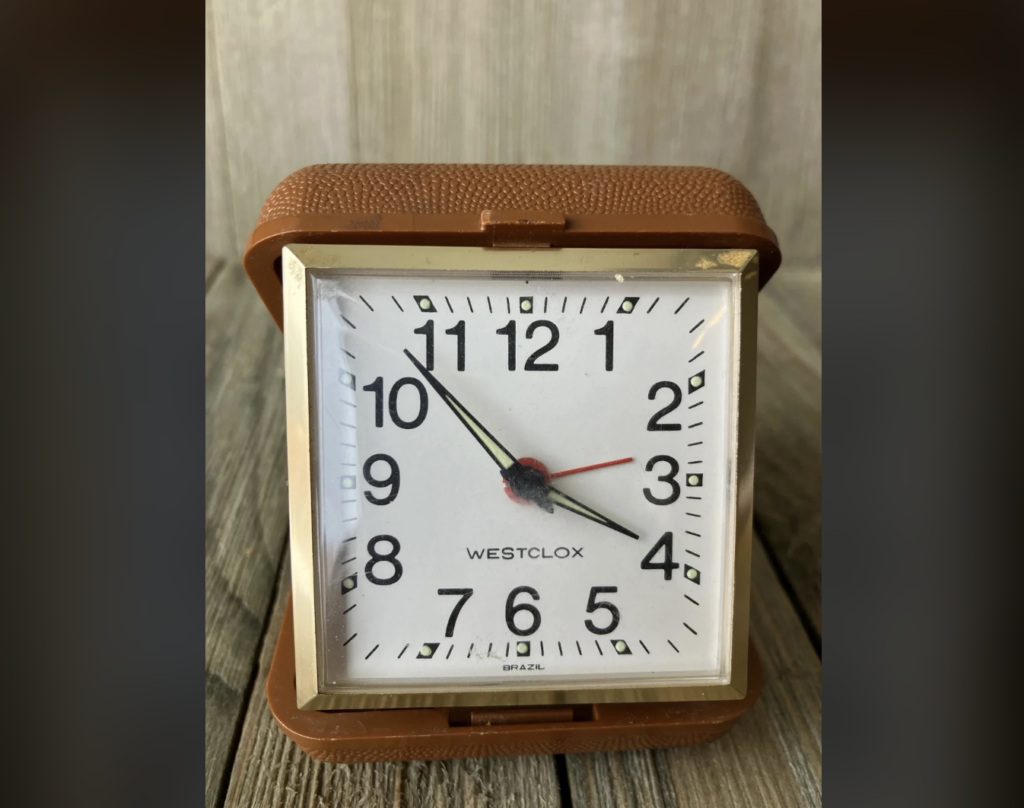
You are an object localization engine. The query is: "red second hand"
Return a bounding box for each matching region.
[547,457,634,479]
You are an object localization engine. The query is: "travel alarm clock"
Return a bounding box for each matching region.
[243,164,781,762]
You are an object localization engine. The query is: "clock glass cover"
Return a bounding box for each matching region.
[284,245,754,708]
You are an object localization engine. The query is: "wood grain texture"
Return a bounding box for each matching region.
[222,558,563,808]
[755,268,822,637]
[206,0,237,262]
[565,536,822,808]
[206,0,820,266]
[206,263,291,808]
[208,0,356,262]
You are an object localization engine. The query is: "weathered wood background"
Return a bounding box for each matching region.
[206,2,820,805]
[206,0,820,268]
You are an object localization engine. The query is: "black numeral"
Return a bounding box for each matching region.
[438,588,474,637]
[647,382,682,431]
[594,321,614,371]
[496,321,516,370]
[640,532,680,580]
[364,377,429,429]
[643,455,681,505]
[364,376,385,427]
[505,586,541,636]
[584,586,621,635]
[365,536,403,585]
[445,320,466,371]
[362,453,400,505]
[524,321,560,371]
[413,320,434,370]
[497,320,560,371]
[415,319,465,371]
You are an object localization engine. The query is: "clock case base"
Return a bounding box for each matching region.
[267,597,762,763]
[245,164,781,761]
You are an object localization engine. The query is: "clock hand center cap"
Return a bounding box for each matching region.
[501,459,555,513]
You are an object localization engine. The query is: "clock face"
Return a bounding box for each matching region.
[284,242,757,704]
[290,248,749,704]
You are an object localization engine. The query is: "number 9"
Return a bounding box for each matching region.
[363,454,400,505]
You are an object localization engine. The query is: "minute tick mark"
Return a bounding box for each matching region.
[341,315,357,329]
[365,644,379,659]
[689,319,705,333]
[689,351,705,362]
[391,296,404,312]
[684,623,698,635]
[674,298,690,314]
[359,295,374,311]
[685,595,700,606]
[647,297,660,313]
[343,633,358,647]
[667,640,680,653]
[467,297,474,313]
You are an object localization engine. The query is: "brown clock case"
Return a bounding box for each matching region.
[244,164,779,763]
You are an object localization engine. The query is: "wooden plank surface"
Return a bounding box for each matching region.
[206,263,292,808]
[206,0,821,267]
[754,267,822,638]
[222,558,563,808]
[565,536,822,808]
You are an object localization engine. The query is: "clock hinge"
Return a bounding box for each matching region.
[480,209,566,247]
[449,705,593,727]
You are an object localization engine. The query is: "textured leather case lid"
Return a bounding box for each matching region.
[244,164,781,329]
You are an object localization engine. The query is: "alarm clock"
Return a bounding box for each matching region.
[244,164,780,762]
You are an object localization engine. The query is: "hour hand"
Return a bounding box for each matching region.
[547,487,640,540]
[403,349,517,470]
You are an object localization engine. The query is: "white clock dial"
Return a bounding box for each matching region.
[307,270,738,694]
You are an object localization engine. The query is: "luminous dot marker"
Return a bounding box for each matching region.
[690,375,703,388]
[521,300,532,311]
[420,644,433,657]
[686,568,698,580]
[688,475,700,486]
[342,478,355,489]
[517,642,528,654]
[342,373,353,385]
[615,641,627,653]
[419,298,431,310]
[342,578,355,590]
[622,300,634,312]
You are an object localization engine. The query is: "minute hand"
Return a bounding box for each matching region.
[546,487,640,540]
[403,349,517,470]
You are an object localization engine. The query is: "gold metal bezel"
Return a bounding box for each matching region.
[282,245,757,710]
